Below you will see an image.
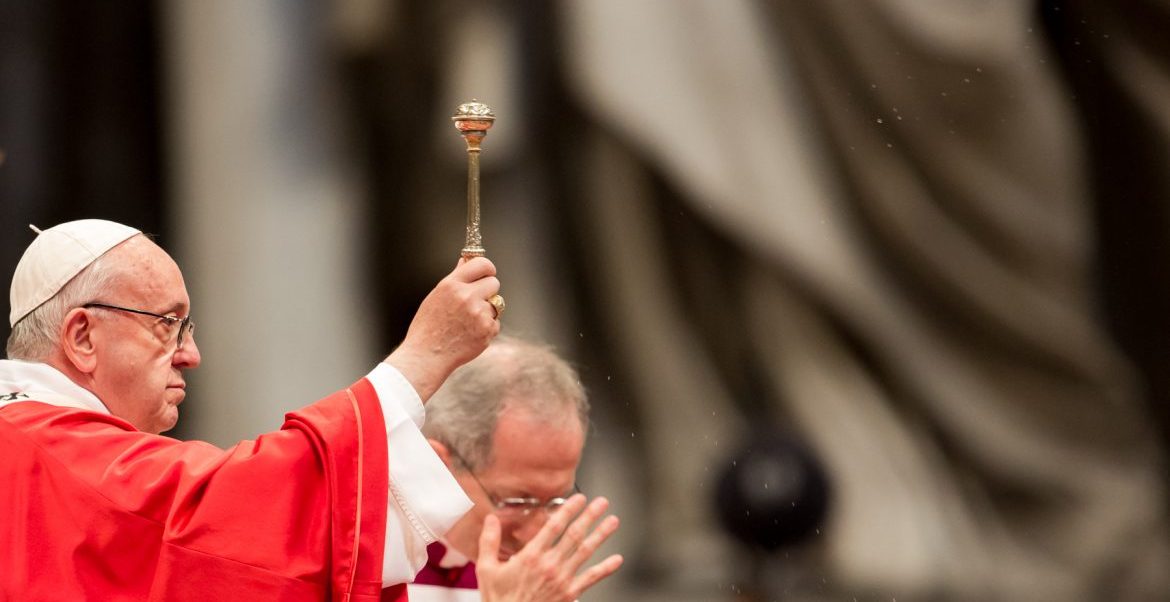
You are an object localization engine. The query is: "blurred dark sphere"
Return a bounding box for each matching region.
[714,432,831,552]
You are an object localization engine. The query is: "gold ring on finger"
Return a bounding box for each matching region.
[488,294,505,319]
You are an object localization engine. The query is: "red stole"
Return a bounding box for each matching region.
[0,378,393,601]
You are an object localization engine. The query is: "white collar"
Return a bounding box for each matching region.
[0,359,110,414]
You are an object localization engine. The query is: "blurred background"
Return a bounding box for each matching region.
[3,1,1170,600]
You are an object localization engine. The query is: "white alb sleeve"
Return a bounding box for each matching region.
[366,363,473,586]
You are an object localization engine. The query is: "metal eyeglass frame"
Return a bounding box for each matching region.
[83,302,195,350]
[448,446,580,518]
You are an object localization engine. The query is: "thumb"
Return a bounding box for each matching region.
[478,514,503,569]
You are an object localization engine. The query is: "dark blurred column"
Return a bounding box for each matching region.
[0,0,166,347]
[336,1,448,346]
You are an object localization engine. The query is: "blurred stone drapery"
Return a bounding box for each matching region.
[338,0,1170,599]
[3,0,1169,599]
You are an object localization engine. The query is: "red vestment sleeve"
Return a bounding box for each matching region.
[0,378,390,601]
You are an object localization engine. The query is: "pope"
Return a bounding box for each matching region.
[0,219,501,600]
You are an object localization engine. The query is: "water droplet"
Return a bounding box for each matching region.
[630,432,635,438]
[896,115,903,120]
[876,118,884,124]
[962,77,971,83]
[976,67,983,73]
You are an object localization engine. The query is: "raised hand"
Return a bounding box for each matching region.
[476,495,623,602]
[385,257,501,401]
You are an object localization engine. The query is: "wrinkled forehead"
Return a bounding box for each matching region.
[486,406,585,480]
[104,236,189,305]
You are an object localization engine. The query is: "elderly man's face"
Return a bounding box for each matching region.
[443,401,585,562]
[87,237,201,434]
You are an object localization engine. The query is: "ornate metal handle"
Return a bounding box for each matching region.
[452,100,495,259]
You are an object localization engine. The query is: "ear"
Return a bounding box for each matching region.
[429,438,456,469]
[60,307,99,374]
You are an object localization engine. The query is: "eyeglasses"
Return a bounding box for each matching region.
[449,447,580,519]
[83,302,195,350]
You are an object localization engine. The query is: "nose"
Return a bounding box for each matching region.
[512,511,550,546]
[173,336,202,369]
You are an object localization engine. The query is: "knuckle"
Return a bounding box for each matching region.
[539,560,559,580]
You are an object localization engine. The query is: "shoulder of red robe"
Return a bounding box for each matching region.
[0,378,390,601]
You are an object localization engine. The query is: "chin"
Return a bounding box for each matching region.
[153,409,180,434]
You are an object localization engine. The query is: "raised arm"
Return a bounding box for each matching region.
[385,257,501,402]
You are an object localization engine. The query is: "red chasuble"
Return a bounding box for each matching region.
[0,377,406,601]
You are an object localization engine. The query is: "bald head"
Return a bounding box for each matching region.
[422,335,589,471]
